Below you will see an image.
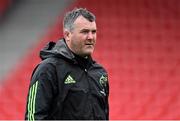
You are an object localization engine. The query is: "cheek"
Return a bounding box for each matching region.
[72,34,86,44]
[70,36,83,48]
[94,35,97,41]
[71,33,83,41]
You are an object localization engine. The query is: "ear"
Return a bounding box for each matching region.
[63,29,71,42]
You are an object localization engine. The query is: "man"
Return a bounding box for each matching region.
[25,8,109,120]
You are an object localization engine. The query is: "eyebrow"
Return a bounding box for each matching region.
[80,28,97,32]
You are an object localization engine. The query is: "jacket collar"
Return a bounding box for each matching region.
[40,38,94,65]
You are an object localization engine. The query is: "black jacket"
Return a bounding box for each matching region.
[25,39,109,120]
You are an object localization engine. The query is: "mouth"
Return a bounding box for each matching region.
[85,43,94,46]
[85,44,94,48]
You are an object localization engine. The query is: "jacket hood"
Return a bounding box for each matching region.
[40,39,75,61]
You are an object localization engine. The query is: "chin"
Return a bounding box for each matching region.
[82,52,93,57]
[81,48,94,56]
[86,50,94,55]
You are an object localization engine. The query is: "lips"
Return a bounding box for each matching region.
[85,43,94,45]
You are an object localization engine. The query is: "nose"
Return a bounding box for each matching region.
[87,32,94,40]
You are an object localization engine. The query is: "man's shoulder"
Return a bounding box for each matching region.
[40,56,66,65]
[92,61,108,73]
[36,57,69,72]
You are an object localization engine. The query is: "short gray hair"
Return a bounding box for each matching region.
[63,8,96,31]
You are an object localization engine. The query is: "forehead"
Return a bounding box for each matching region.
[73,16,96,30]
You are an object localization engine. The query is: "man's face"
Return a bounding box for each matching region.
[65,16,97,57]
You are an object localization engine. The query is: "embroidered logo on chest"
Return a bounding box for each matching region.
[99,75,108,86]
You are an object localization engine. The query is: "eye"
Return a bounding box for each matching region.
[80,29,89,34]
[92,30,97,34]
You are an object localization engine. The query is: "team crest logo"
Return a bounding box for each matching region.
[99,75,108,86]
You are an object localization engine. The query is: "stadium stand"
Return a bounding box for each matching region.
[0,0,180,119]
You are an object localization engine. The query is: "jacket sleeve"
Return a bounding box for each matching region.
[105,75,109,120]
[25,62,58,120]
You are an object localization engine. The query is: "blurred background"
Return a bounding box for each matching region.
[0,0,180,119]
